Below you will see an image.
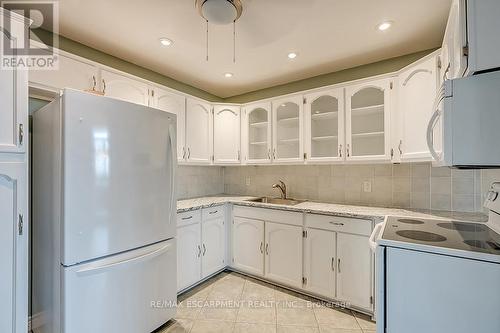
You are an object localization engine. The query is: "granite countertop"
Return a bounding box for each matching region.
[177,195,488,223]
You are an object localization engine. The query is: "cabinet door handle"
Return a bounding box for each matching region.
[181,216,193,220]
[267,149,271,160]
[208,210,218,215]
[339,144,342,157]
[338,258,341,273]
[346,144,350,157]
[92,75,96,91]
[187,147,191,159]
[182,147,186,159]
[398,140,403,155]
[18,124,24,146]
[265,243,269,255]
[331,257,335,272]
[329,222,344,226]
[102,78,106,94]
[202,244,206,256]
[272,148,276,160]
[259,242,263,254]
[197,245,201,258]
[237,150,241,161]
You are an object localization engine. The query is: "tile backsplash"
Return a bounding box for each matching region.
[177,166,224,200]
[224,163,500,213]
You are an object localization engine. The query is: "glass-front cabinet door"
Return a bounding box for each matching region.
[304,89,344,162]
[243,102,272,164]
[345,78,392,161]
[272,96,304,163]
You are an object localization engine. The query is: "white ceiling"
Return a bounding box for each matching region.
[57,0,451,98]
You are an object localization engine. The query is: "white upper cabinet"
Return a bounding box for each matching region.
[303,228,336,298]
[304,89,345,163]
[336,232,373,311]
[201,216,226,278]
[345,78,392,162]
[272,96,304,163]
[29,52,98,93]
[100,69,150,106]
[152,87,186,161]
[232,217,264,276]
[242,102,272,164]
[0,31,27,154]
[397,53,439,162]
[185,98,213,164]
[264,222,303,289]
[213,105,241,165]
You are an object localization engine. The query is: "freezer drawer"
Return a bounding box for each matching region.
[62,239,177,333]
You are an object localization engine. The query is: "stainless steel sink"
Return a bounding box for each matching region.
[249,197,305,206]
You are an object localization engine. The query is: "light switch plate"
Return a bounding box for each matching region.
[363,180,372,193]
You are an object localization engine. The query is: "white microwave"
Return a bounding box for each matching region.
[427,71,500,168]
[441,0,500,81]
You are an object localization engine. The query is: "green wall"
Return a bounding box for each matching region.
[225,49,437,103]
[35,29,436,104]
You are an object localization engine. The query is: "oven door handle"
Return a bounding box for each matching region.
[369,223,385,252]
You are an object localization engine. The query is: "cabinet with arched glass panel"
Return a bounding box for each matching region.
[242,102,272,164]
[345,78,392,161]
[304,89,344,163]
[272,96,304,163]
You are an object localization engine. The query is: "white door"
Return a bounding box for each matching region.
[336,233,373,310]
[213,105,241,164]
[201,217,226,277]
[0,30,27,154]
[345,78,392,162]
[303,228,336,298]
[304,89,345,163]
[0,163,27,333]
[264,222,303,288]
[29,51,98,93]
[152,87,186,161]
[62,240,176,333]
[232,217,264,276]
[100,69,150,105]
[272,96,304,163]
[61,91,176,265]
[177,223,202,291]
[242,102,272,164]
[398,54,439,162]
[185,98,212,164]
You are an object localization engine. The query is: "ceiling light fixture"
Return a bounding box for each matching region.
[288,52,298,59]
[159,37,173,46]
[224,72,233,78]
[377,21,393,31]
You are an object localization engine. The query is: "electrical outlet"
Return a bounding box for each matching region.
[363,180,372,193]
[246,177,251,186]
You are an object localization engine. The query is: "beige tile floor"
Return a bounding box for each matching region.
[155,271,376,333]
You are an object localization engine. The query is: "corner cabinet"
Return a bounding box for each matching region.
[396,53,439,162]
[185,98,213,164]
[304,89,345,163]
[345,78,393,162]
[152,87,186,162]
[213,105,241,164]
[242,102,272,164]
[272,96,304,163]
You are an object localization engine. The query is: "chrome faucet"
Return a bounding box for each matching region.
[272,180,287,199]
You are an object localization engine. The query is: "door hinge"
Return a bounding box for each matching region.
[151,89,155,97]
[302,277,307,285]
[463,45,469,57]
[18,214,24,235]
[303,97,307,104]
[18,124,24,146]
[370,296,374,304]
[303,152,307,159]
[211,155,214,162]
[390,148,394,159]
[390,82,393,89]
[302,230,308,238]
[437,55,442,69]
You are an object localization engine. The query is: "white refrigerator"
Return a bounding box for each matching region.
[32,89,177,333]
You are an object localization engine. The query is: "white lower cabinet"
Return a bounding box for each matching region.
[303,228,336,297]
[177,222,202,292]
[201,216,226,278]
[336,232,373,310]
[264,222,303,288]
[232,217,265,276]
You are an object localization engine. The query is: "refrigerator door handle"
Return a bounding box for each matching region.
[76,243,173,276]
[168,122,177,219]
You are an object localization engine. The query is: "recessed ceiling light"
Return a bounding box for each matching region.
[224,72,233,78]
[377,21,393,31]
[287,52,298,59]
[159,37,173,46]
